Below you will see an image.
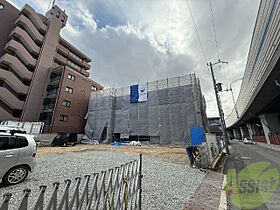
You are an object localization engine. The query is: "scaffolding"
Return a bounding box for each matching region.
[85,74,208,146]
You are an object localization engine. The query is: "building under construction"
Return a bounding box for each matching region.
[85,74,208,146]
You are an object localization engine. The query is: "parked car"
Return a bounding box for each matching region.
[244,137,254,144]
[0,132,36,185]
[51,133,77,147]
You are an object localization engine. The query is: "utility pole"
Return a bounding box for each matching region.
[208,60,230,154]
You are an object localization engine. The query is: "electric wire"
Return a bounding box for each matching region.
[209,0,230,89]
[209,0,220,60]
[186,0,208,63]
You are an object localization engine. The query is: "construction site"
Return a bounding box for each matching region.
[85,74,209,146]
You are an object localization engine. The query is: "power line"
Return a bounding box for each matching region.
[186,0,208,63]
[209,0,230,89]
[209,0,220,60]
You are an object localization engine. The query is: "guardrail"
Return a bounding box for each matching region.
[0,154,143,210]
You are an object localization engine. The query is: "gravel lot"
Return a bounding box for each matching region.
[0,151,205,209]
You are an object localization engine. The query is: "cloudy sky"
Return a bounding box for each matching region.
[9,0,260,117]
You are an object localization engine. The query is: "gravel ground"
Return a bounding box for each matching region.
[0,151,205,209]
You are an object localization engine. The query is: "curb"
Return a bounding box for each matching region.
[184,171,225,210]
[219,175,227,210]
[255,142,280,152]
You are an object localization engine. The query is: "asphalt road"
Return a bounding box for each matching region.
[224,140,280,210]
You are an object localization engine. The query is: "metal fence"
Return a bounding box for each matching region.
[0,154,143,210]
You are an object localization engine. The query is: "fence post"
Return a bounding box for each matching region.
[139,154,143,210]
[18,188,31,210]
[86,173,98,210]
[33,185,47,210]
[69,177,81,209]
[93,171,106,210]
[78,175,90,210]
[57,179,71,210]
[104,169,113,209]
[110,167,120,208]
[0,193,12,210]
[46,182,60,210]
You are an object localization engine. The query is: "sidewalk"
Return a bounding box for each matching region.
[184,170,226,210]
[223,140,280,209]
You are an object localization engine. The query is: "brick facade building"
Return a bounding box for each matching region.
[0,0,102,133]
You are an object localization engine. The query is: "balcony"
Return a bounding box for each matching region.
[83,61,90,70]
[0,87,24,110]
[46,89,58,98]
[81,69,89,77]
[44,103,55,111]
[0,69,29,95]
[50,76,61,86]
[54,52,67,65]
[4,39,36,68]
[15,15,44,45]
[0,54,33,81]
[41,118,51,125]
[10,26,40,56]
[20,4,47,34]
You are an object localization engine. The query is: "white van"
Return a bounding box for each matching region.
[0,132,36,185]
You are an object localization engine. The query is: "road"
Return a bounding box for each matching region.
[224,140,280,210]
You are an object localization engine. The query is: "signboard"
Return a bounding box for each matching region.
[138,83,148,102]
[130,83,148,103]
[190,126,205,145]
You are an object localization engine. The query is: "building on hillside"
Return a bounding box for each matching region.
[0,0,102,133]
[85,74,209,146]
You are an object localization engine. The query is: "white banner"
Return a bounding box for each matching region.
[138,83,148,102]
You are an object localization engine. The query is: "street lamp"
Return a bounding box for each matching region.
[225,78,243,119]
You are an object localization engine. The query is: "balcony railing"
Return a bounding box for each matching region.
[50,76,61,83]
[44,104,55,110]
[41,119,51,125]
[47,89,58,96]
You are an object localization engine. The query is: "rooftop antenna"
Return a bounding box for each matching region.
[46,0,55,13]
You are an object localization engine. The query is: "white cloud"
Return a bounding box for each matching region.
[9,0,261,118]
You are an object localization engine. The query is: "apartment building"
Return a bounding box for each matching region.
[0,0,102,133]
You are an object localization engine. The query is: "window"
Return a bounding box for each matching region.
[67,60,82,72]
[63,100,71,107]
[60,115,68,122]
[56,11,60,18]
[65,86,73,94]
[69,51,83,63]
[0,136,17,150]
[61,15,65,22]
[92,86,97,91]
[68,74,75,81]
[17,136,28,148]
[0,3,4,10]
